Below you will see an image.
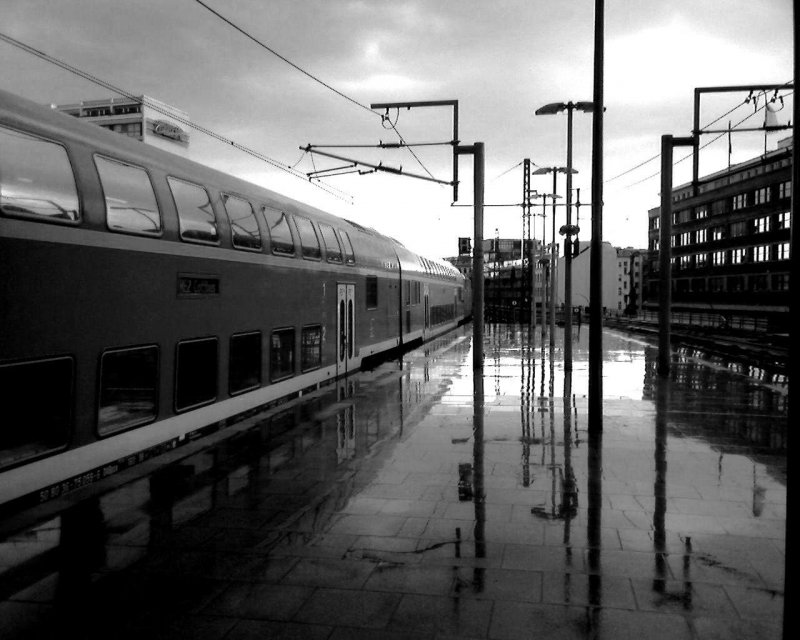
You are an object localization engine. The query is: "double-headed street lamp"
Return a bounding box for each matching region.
[535,101,594,371]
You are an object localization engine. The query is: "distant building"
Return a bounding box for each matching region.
[644,136,792,331]
[554,241,646,315]
[53,95,190,156]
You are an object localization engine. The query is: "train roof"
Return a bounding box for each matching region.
[1,88,464,282]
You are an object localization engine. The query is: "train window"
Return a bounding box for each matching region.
[339,230,356,264]
[167,177,219,244]
[0,356,72,469]
[318,223,343,263]
[366,275,378,309]
[262,206,295,255]
[294,216,321,260]
[98,345,159,435]
[404,280,410,306]
[223,195,261,250]
[94,155,161,235]
[270,328,295,382]
[229,331,261,395]
[175,337,218,412]
[0,125,79,222]
[301,325,322,372]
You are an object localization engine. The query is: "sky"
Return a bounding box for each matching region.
[2,0,794,260]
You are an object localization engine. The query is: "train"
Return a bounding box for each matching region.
[0,88,471,510]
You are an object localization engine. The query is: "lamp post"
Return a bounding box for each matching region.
[535,102,593,371]
[533,167,572,350]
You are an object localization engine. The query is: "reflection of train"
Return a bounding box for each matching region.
[0,89,470,509]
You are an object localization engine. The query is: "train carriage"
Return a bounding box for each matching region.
[0,88,470,509]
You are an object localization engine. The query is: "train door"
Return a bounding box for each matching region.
[336,283,356,377]
[423,284,430,339]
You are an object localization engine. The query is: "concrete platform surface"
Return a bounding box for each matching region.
[0,324,787,639]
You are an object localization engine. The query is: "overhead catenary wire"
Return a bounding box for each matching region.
[192,0,438,182]
[623,92,794,189]
[0,31,353,203]
[605,81,793,185]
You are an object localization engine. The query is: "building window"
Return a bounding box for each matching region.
[301,325,322,372]
[0,125,80,222]
[754,245,770,262]
[709,277,725,292]
[680,255,692,269]
[754,187,771,205]
[223,195,261,250]
[730,221,748,237]
[712,226,725,241]
[778,210,791,229]
[670,235,677,248]
[732,194,747,210]
[772,273,789,290]
[294,216,321,260]
[649,217,660,230]
[680,232,691,246]
[750,275,768,292]
[731,247,747,264]
[175,338,218,412]
[318,223,343,263]
[711,200,727,216]
[779,180,791,199]
[0,356,72,468]
[776,241,790,260]
[98,345,159,435]
[262,207,295,255]
[270,328,295,381]
[755,216,770,233]
[168,177,219,244]
[366,275,378,309]
[95,155,161,235]
[694,228,707,243]
[229,332,262,395]
[712,250,726,266]
[695,252,707,267]
[727,275,745,292]
[695,205,708,219]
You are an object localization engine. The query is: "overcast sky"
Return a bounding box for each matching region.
[2,0,794,259]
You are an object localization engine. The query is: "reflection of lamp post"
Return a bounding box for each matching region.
[536,102,593,372]
[533,167,572,349]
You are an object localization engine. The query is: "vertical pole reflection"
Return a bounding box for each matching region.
[653,375,669,593]
[521,324,535,487]
[473,345,486,558]
[587,422,603,610]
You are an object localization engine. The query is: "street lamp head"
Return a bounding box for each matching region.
[535,102,567,116]
[574,101,595,112]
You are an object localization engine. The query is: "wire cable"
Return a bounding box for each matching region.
[192,1,438,181]
[0,31,352,202]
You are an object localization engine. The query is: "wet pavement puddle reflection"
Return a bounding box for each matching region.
[0,323,786,639]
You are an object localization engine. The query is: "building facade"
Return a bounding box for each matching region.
[54,95,190,156]
[644,138,792,330]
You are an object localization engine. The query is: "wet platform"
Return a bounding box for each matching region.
[0,324,787,639]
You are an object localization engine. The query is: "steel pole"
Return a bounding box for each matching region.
[658,135,673,376]
[473,143,485,372]
[588,0,604,435]
[565,106,574,372]
[550,172,557,349]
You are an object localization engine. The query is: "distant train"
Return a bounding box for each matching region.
[0,88,471,509]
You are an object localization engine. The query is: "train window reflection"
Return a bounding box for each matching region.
[319,223,343,262]
[270,328,295,382]
[175,337,218,412]
[229,331,262,395]
[223,194,261,250]
[294,216,321,260]
[0,125,79,222]
[95,155,161,235]
[339,230,356,264]
[366,275,378,309]
[301,325,322,371]
[262,207,295,255]
[167,177,219,244]
[98,345,158,435]
[0,356,72,469]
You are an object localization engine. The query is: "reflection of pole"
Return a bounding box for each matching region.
[541,200,547,343]
[653,376,669,592]
[473,356,486,558]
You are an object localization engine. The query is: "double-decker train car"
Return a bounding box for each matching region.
[0,88,471,510]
